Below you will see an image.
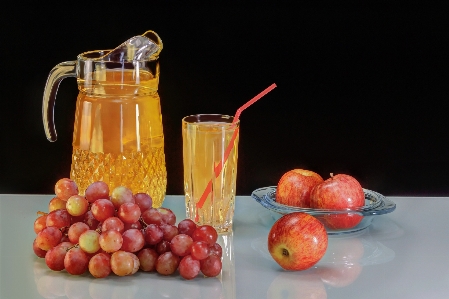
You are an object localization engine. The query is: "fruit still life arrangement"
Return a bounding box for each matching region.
[32,169,376,277]
[267,169,366,270]
[33,179,223,280]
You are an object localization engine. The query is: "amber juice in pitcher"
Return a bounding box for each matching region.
[72,67,167,207]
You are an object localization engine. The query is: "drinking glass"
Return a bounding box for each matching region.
[182,114,240,233]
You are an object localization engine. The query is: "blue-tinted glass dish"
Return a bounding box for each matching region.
[251,186,396,235]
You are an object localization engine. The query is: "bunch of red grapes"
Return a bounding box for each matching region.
[33,178,223,280]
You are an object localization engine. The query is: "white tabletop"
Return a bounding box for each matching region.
[0,194,448,299]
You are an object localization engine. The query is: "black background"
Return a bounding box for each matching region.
[1,2,448,196]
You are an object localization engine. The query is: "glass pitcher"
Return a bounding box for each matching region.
[42,30,167,207]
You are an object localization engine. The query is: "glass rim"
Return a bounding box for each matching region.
[182,114,240,126]
[77,49,159,62]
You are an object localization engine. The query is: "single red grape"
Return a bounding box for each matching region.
[33,238,47,258]
[192,225,218,245]
[144,224,163,245]
[36,226,62,251]
[178,219,197,236]
[121,229,145,253]
[46,209,71,229]
[209,243,223,258]
[179,255,201,280]
[101,217,125,233]
[110,186,134,209]
[170,234,193,257]
[85,181,110,203]
[88,252,111,278]
[155,251,180,276]
[137,248,159,272]
[64,247,89,275]
[99,230,123,253]
[54,178,78,201]
[200,254,222,277]
[34,214,47,234]
[79,230,101,254]
[191,241,210,260]
[157,207,176,225]
[134,193,153,212]
[118,202,141,224]
[48,197,67,212]
[66,195,89,216]
[91,198,115,222]
[141,208,163,225]
[110,251,136,276]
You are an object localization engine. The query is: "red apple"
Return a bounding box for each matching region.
[275,169,324,207]
[268,212,328,271]
[310,174,365,229]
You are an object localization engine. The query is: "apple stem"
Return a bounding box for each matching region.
[330,173,334,178]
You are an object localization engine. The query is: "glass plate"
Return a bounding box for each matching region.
[251,186,396,235]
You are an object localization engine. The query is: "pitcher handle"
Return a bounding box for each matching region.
[42,61,77,142]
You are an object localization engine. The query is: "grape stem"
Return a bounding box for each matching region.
[66,244,79,252]
[139,217,148,229]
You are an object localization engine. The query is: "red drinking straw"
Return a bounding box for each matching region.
[195,83,277,213]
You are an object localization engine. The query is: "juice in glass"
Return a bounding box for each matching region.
[182,114,239,233]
